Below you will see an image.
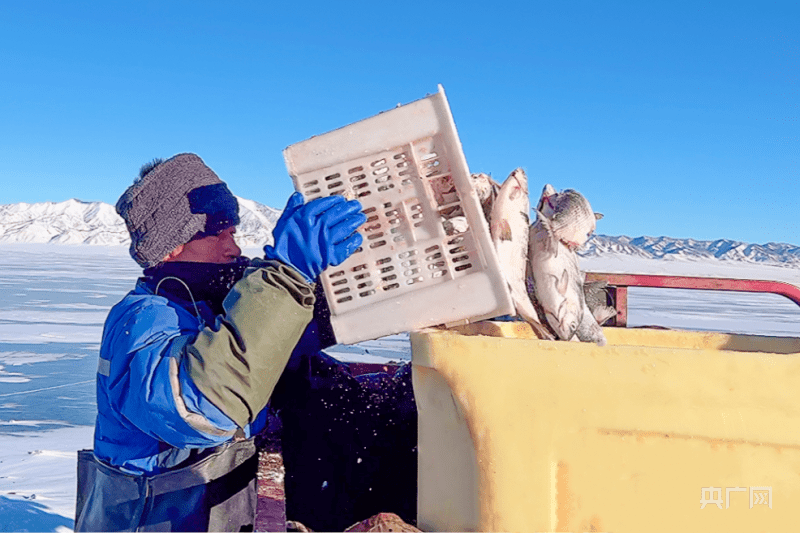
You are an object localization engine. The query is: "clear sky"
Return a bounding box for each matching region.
[0,1,796,245]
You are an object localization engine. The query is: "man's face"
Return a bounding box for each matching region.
[166,226,242,264]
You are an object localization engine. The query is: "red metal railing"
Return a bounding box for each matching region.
[584,273,800,327]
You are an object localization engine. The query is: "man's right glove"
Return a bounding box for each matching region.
[264,192,366,283]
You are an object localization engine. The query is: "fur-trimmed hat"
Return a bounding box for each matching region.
[116,153,240,268]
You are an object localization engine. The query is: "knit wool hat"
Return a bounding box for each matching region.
[116,153,240,268]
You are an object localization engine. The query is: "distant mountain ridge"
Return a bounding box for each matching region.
[580,234,800,267]
[1,199,799,267]
[0,198,280,248]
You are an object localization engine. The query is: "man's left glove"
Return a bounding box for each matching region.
[264,192,366,283]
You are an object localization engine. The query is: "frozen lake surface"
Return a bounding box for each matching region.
[1,243,800,530]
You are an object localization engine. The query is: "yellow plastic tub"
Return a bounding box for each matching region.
[411,322,800,532]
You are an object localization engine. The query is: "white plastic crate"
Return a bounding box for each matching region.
[283,85,514,345]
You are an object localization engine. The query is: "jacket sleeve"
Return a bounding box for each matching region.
[284,281,337,372]
[103,260,314,448]
[182,259,315,428]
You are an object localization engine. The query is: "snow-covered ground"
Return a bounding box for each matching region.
[2,243,800,531]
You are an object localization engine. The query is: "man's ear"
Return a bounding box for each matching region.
[163,244,185,262]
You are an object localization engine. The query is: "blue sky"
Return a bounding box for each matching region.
[0,1,796,244]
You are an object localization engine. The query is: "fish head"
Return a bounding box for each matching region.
[550,189,598,249]
[506,168,529,196]
[495,169,528,207]
[470,173,498,202]
[471,172,501,223]
[491,168,531,238]
[536,184,558,217]
[543,307,580,341]
[562,316,580,340]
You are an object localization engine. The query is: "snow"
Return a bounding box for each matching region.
[1,243,800,531]
[0,427,92,531]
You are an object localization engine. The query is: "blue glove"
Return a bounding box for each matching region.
[264,192,366,282]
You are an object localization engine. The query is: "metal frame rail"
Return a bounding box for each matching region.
[584,273,800,327]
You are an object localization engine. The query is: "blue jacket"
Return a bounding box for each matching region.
[92,260,322,475]
[93,278,266,474]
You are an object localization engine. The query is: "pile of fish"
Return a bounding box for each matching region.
[472,169,615,345]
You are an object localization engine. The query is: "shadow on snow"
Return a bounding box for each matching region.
[0,495,72,532]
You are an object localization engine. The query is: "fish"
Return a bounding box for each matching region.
[576,300,608,346]
[528,195,609,346]
[536,184,603,251]
[526,259,609,345]
[489,169,553,340]
[429,175,463,218]
[583,280,617,325]
[528,183,608,344]
[470,172,501,223]
[442,215,469,236]
[528,212,585,341]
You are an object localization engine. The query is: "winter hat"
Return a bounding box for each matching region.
[116,153,240,268]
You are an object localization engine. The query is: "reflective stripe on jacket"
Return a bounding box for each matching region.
[92,260,314,474]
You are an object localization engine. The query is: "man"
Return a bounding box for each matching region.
[75,153,416,532]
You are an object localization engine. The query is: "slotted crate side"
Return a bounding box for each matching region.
[305,136,485,310]
[284,90,444,177]
[332,270,511,343]
[284,86,513,344]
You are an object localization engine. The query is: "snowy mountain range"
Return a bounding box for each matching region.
[1,199,800,267]
[580,235,800,267]
[0,198,281,248]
